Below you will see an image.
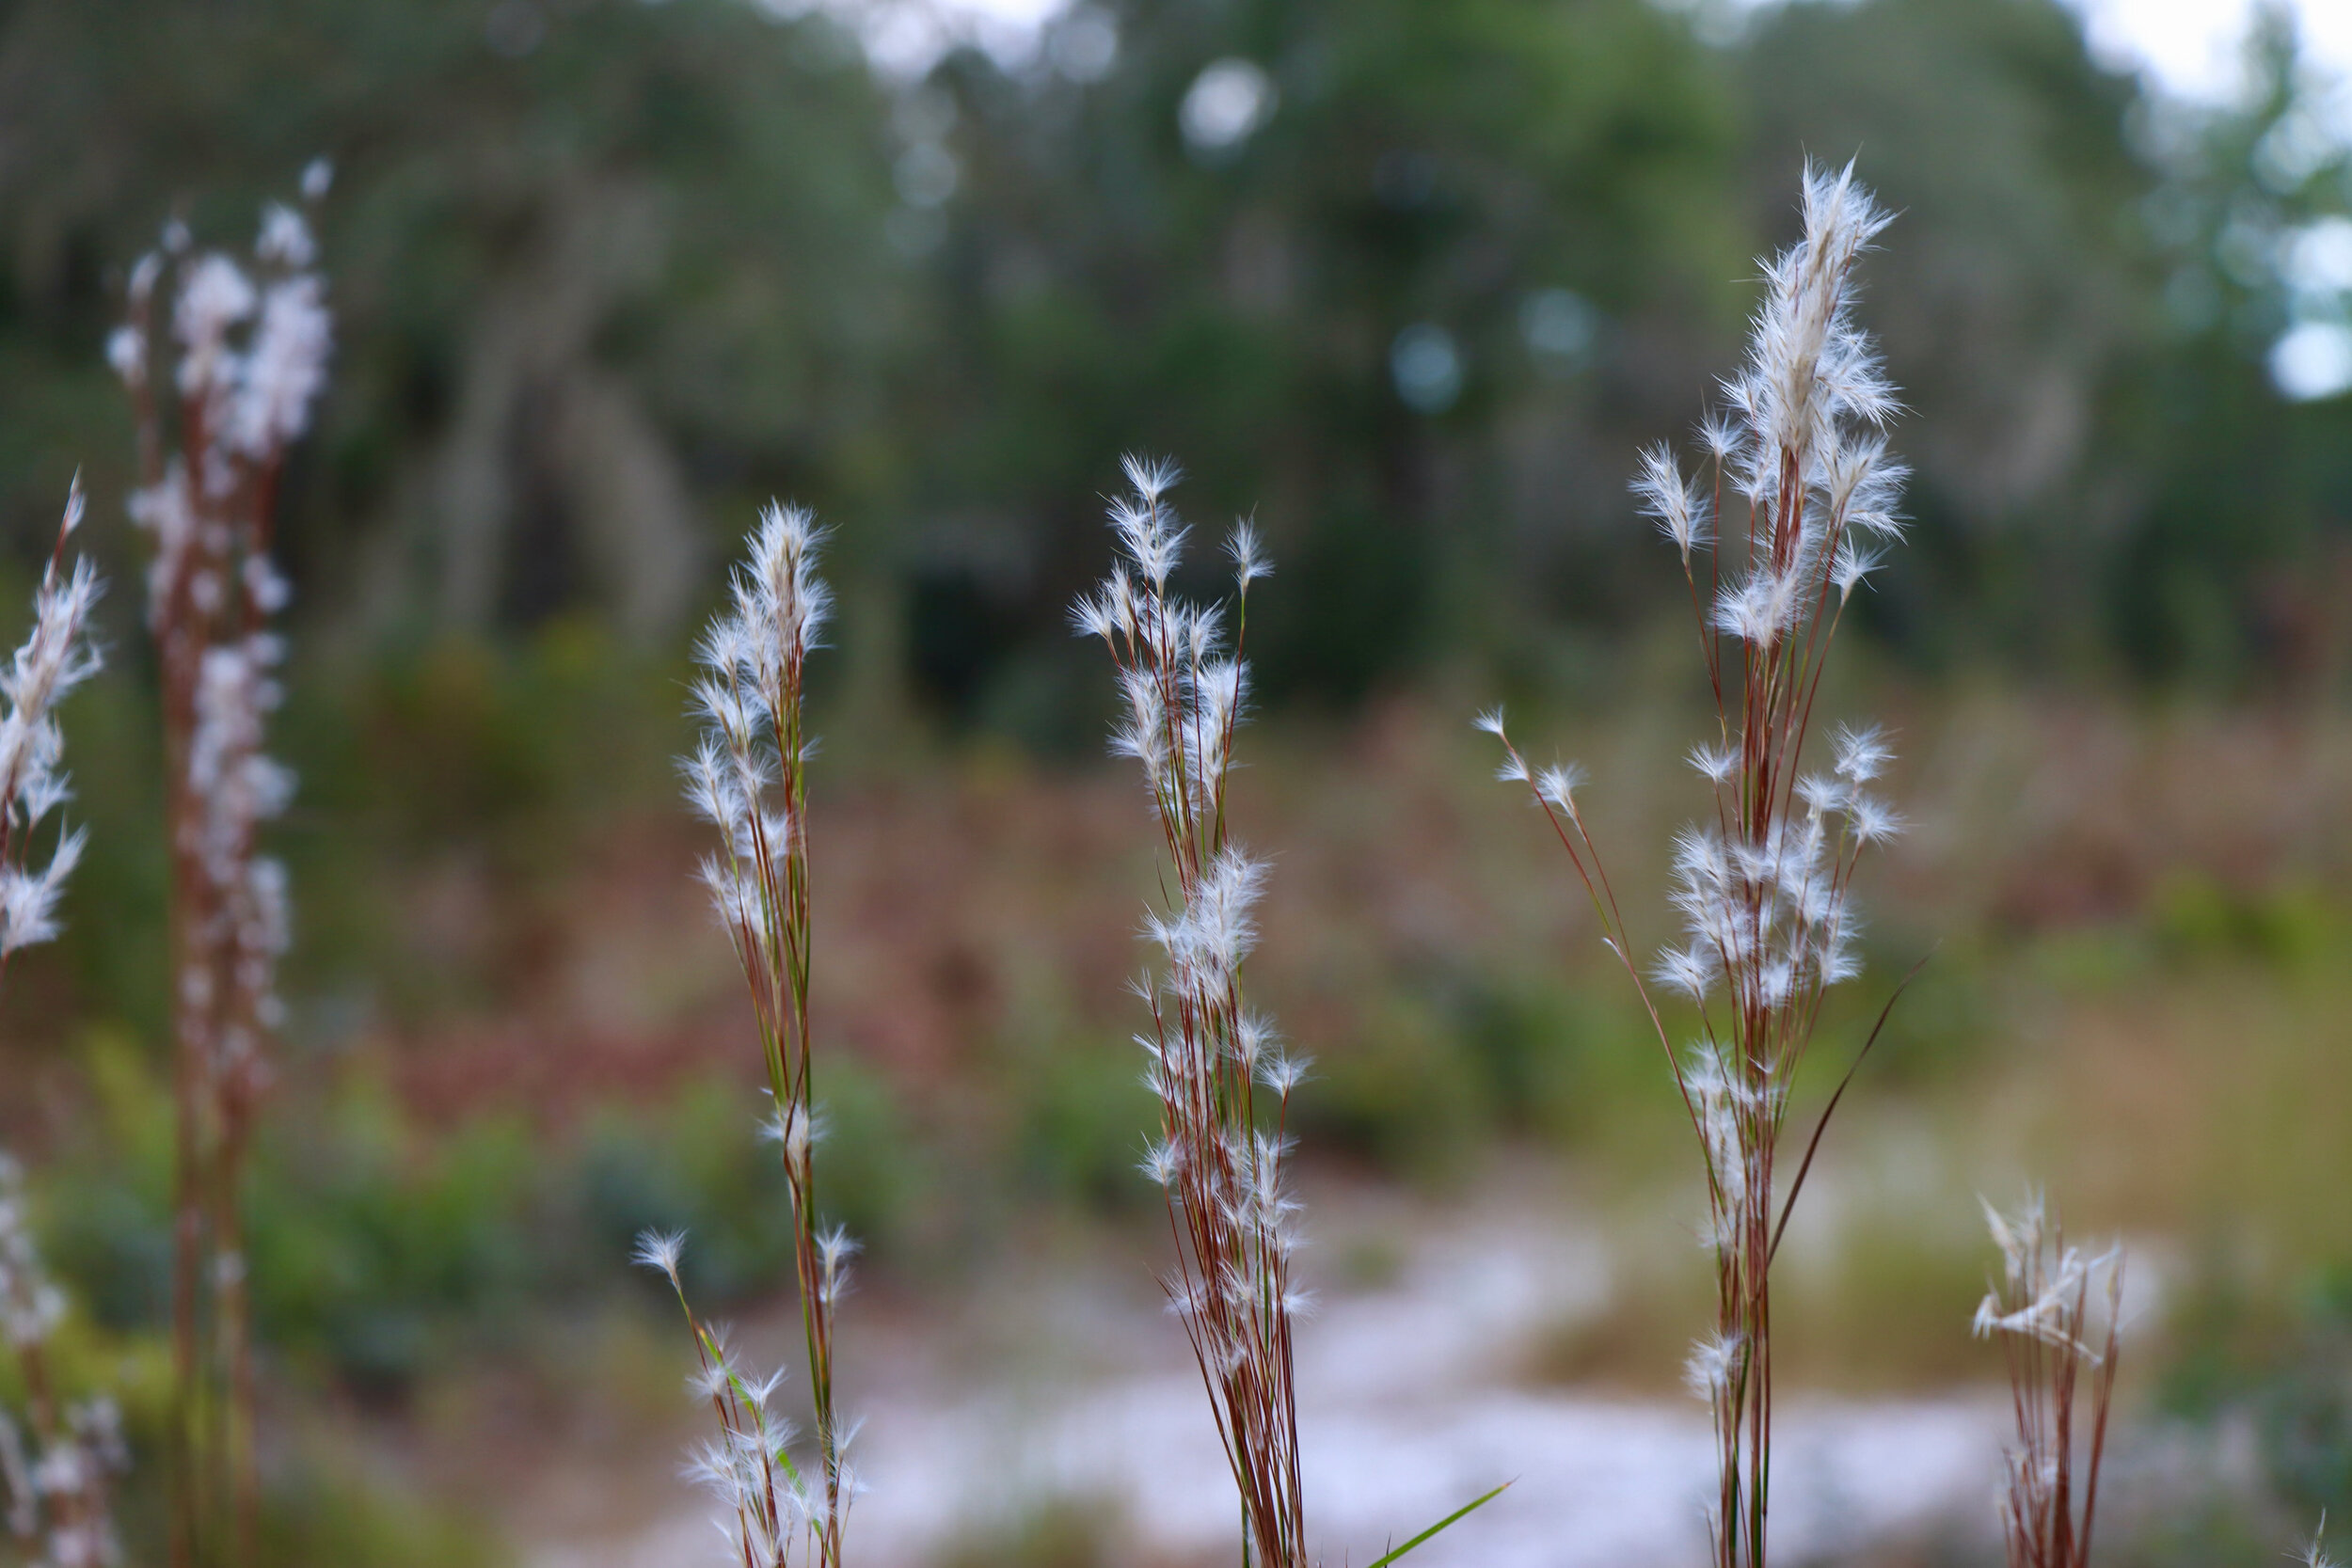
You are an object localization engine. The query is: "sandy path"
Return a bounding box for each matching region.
[525,1178,2008,1568]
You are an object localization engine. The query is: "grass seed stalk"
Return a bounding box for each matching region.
[111,164,333,1568]
[674,502,855,1568]
[0,481,121,1568]
[1973,1196,2122,1568]
[1073,457,1311,1568]
[0,1155,130,1568]
[1482,160,1907,1568]
[1075,460,1505,1568]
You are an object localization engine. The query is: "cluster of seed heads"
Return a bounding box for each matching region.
[1075,456,1311,1568]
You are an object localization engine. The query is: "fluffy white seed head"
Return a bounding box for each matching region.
[1139,1140,1183,1187]
[1653,942,1718,1001]
[172,254,257,401]
[1741,160,1896,474]
[1121,452,1181,504]
[1633,442,1712,562]
[229,273,332,456]
[1832,539,1882,600]
[0,498,104,963]
[1227,519,1270,586]
[1980,1193,2046,1291]
[759,1101,817,1175]
[0,1157,68,1351]
[1071,588,1120,642]
[1796,772,1847,818]
[1256,1053,1311,1096]
[1712,564,1811,647]
[1684,1330,1744,1404]
[680,505,831,982]
[632,1227,688,1285]
[106,324,146,389]
[1688,742,1738,785]
[1847,793,1904,845]
[0,831,85,957]
[255,202,317,269]
[1534,761,1587,815]
[817,1224,859,1306]
[698,855,764,942]
[1697,411,1742,466]
[1832,723,1892,784]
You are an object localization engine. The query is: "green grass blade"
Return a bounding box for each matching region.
[1363,1480,1513,1568]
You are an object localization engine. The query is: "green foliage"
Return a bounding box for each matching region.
[1776,1208,1994,1389]
[1444,973,1628,1143]
[0,0,2344,748]
[1290,991,1486,1181]
[253,1463,501,1568]
[2103,1496,2288,1568]
[2151,871,2346,970]
[577,1090,794,1308]
[1850,951,1997,1087]
[278,623,692,1026]
[908,0,1745,711]
[248,1101,542,1395]
[36,1046,930,1402]
[939,1498,1123,1568]
[1011,1038,1160,1216]
[2099,9,2352,686]
[577,1061,928,1301]
[2159,1257,2352,1529]
[0,0,903,636]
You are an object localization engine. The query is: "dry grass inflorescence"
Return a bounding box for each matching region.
[641,500,859,1568]
[1973,1195,2122,1568]
[1482,160,1918,1568]
[1073,458,1504,1568]
[1073,459,1311,1568]
[1,1152,129,1568]
[0,483,117,1568]
[109,164,333,1568]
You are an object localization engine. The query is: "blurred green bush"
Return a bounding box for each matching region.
[37,1038,921,1402]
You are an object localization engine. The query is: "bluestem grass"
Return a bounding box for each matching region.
[1973,1196,2121,1568]
[1076,462,1513,1567]
[1073,457,1310,1568]
[675,503,854,1568]
[0,483,117,1568]
[1,1154,130,1568]
[1482,161,1906,1568]
[634,1231,816,1568]
[111,166,331,1568]
[0,480,103,965]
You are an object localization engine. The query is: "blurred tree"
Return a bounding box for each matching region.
[0,0,2344,710]
[2102,5,2352,686]
[893,0,1746,719]
[1741,0,2352,686]
[0,0,905,644]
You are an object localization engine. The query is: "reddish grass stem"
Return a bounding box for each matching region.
[678,502,853,1567]
[1974,1196,2123,1568]
[113,171,331,1568]
[1075,458,1311,1567]
[1482,161,1908,1568]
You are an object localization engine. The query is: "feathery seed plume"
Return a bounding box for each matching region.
[676,502,854,1568]
[114,166,331,1567]
[1078,458,1311,1568]
[1480,161,1911,1568]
